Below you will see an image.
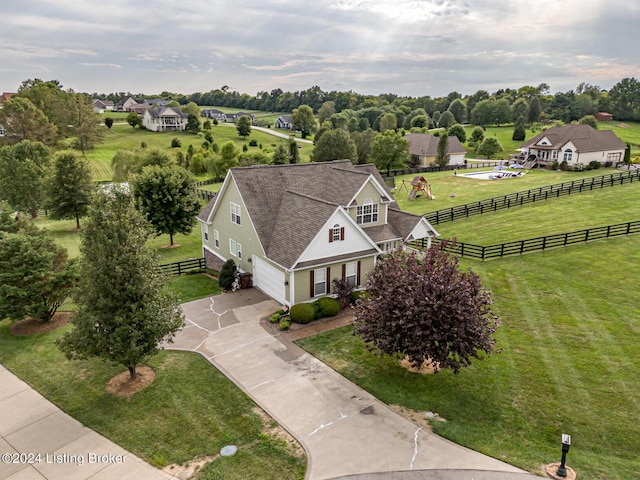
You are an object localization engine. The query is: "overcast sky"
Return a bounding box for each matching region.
[2,1,639,99]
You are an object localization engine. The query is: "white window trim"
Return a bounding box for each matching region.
[345,262,357,287]
[314,268,326,296]
[214,229,220,249]
[230,202,241,225]
[563,149,573,162]
[230,238,237,257]
[356,198,379,225]
[332,224,341,242]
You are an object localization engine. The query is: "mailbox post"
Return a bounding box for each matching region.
[557,433,571,477]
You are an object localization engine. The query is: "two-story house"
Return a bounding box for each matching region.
[141,106,188,132]
[197,160,438,306]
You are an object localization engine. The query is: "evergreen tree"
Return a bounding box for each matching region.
[512,116,526,141]
[436,134,450,167]
[45,152,94,229]
[57,189,183,379]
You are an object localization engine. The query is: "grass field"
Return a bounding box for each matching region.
[298,236,640,479]
[84,122,313,181]
[391,167,618,215]
[0,323,305,478]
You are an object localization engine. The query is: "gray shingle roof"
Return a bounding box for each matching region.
[202,160,434,270]
[522,124,625,152]
[405,133,466,156]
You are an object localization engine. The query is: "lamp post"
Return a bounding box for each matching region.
[557,433,571,477]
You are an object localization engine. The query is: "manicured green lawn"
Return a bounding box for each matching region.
[168,273,220,303]
[34,214,203,262]
[0,323,305,479]
[434,181,640,243]
[391,168,616,215]
[83,122,313,182]
[297,237,640,479]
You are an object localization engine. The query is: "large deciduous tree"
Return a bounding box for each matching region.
[131,165,201,245]
[369,130,409,175]
[447,99,467,124]
[292,104,316,138]
[608,77,640,121]
[353,247,500,373]
[0,97,57,145]
[0,140,50,217]
[69,92,105,155]
[57,189,183,379]
[311,127,357,163]
[236,115,252,139]
[45,152,94,229]
[477,137,503,159]
[0,203,78,323]
[126,112,141,128]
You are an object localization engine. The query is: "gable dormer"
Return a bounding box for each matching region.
[536,136,551,146]
[347,176,393,227]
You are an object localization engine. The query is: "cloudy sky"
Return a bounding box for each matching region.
[1,0,639,98]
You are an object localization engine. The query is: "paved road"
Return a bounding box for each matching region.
[172,291,540,480]
[0,365,175,480]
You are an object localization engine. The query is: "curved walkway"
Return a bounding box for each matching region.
[172,291,540,480]
[0,365,175,480]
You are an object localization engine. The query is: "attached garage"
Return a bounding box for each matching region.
[252,255,287,305]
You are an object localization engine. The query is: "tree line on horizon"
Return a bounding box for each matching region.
[88,77,640,123]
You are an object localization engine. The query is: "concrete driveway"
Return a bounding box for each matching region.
[172,292,539,480]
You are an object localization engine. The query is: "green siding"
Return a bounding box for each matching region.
[292,256,375,305]
[208,178,264,274]
[348,180,387,227]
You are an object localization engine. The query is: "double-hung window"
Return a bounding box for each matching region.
[214,229,220,249]
[230,203,241,225]
[314,268,326,296]
[563,149,573,163]
[345,262,357,287]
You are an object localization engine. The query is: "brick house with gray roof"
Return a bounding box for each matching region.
[521,124,625,166]
[197,160,438,306]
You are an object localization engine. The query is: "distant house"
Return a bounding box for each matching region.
[141,106,188,132]
[201,109,227,122]
[146,98,169,108]
[115,96,141,112]
[197,160,438,306]
[92,99,115,113]
[595,112,614,122]
[521,124,626,167]
[225,112,256,124]
[0,92,17,109]
[275,115,293,129]
[405,133,467,166]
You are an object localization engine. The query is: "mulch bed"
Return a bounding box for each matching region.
[105,366,156,398]
[10,312,72,336]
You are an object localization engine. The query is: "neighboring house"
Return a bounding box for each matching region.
[128,102,151,115]
[0,92,17,109]
[92,99,115,113]
[201,109,227,122]
[405,133,467,166]
[275,115,293,129]
[115,96,140,112]
[197,160,439,306]
[595,112,614,122]
[146,98,169,107]
[521,124,626,167]
[225,112,256,124]
[141,106,188,132]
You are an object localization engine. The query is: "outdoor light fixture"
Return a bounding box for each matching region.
[557,433,571,477]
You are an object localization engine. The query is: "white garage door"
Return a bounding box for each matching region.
[252,255,287,305]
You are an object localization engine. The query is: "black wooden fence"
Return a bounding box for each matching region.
[409,220,640,260]
[423,170,640,226]
[157,257,206,276]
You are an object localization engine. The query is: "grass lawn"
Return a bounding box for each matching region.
[297,237,640,479]
[433,181,640,243]
[84,122,313,181]
[0,322,305,479]
[168,273,220,303]
[391,168,616,215]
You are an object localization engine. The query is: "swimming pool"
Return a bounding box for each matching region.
[457,170,525,180]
